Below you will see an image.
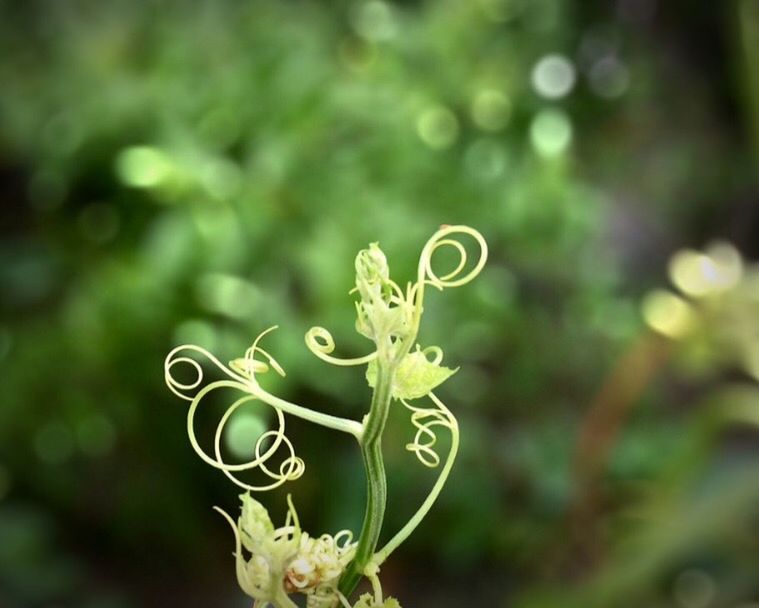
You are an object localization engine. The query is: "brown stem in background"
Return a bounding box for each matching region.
[567,332,672,575]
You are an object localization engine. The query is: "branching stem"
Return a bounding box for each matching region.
[339,358,395,596]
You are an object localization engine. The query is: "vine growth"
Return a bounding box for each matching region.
[164,225,487,607]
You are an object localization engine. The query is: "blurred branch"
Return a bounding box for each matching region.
[523,386,759,608]
[568,332,672,572]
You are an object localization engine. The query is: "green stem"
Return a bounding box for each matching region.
[273,586,298,608]
[339,361,394,596]
[249,382,363,438]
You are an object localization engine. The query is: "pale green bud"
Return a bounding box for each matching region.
[354,243,412,345]
[355,243,389,286]
[285,532,356,593]
[223,494,356,605]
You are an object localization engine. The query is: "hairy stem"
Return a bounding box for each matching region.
[339,361,394,596]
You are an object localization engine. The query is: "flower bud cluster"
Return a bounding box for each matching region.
[354,243,413,350]
[223,493,356,607]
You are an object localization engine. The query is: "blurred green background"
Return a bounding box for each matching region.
[2,0,759,606]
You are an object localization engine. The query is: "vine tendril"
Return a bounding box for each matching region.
[419,225,488,290]
[402,225,488,355]
[305,326,378,367]
[374,392,460,567]
[164,327,361,495]
[400,395,456,468]
[213,392,304,492]
[165,225,487,606]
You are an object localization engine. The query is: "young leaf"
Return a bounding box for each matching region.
[239,492,275,553]
[366,349,457,400]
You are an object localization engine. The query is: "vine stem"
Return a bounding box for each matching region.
[338,359,395,596]
[273,587,298,608]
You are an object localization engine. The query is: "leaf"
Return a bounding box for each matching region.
[239,492,274,553]
[366,349,457,400]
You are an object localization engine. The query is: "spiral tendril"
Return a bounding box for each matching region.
[305,326,378,367]
[418,225,488,290]
[164,327,306,492]
[400,395,456,468]
[421,345,443,366]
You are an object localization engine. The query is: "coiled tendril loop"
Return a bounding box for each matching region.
[305,326,378,367]
[164,327,305,492]
[400,395,456,468]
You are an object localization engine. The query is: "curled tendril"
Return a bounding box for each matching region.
[421,345,443,366]
[234,325,287,379]
[405,225,488,340]
[305,326,378,367]
[400,394,456,468]
[332,529,356,552]
[165,343,243,401]
[418,225,488,290]
[213,393,304,492]
[164,327,305,492]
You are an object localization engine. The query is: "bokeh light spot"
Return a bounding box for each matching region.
[417,106,459,150]
[116,146,172,188]
[195,273,260,320]
[642,289,695,339]
[669,245,742,298]
[471,89,512,131]
[529,108,572,157]
[464,139,507,180]
[589,56,630,98]
[579,27,620,68]
[531,54,576,99]
[174,319,218,351]
[352,1,396,41]
[673,569,716,608]
[226,409,268,459]
[338,38,377,72]
[200,158,243,200]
